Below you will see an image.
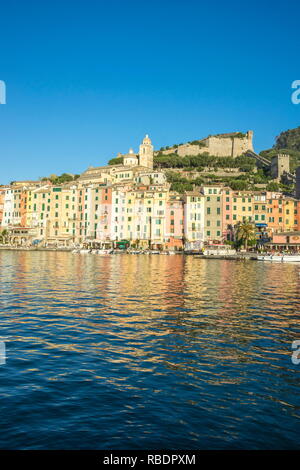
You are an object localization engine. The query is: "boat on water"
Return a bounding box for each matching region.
[97,249,113,255]
[72,248,113,254]
[257,254,300,262]
[203,244,237,256]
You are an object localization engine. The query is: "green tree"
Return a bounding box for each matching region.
[235,221,256,251]
[267,181,280,191]
[108,157,123,166]
[230,180,249,190]
[0,229,9,244]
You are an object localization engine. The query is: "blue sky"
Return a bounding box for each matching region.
[0,0,299,184]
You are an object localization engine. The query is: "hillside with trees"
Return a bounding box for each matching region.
[259,126,300,171]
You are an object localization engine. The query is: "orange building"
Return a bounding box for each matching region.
[294,200,300,232]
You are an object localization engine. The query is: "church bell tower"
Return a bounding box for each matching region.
[139,134,154,169]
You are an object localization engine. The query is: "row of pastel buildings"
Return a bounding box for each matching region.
[1,165,300,250]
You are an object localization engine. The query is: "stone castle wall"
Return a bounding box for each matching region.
[156,131,254,158]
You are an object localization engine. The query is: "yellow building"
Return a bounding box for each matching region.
[231,191,254,224]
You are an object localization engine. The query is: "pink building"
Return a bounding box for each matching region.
[268,231,300,251]
[96,186,112,244]
[165,196,184,250]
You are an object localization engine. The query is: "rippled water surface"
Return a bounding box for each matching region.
[0,251,300,449]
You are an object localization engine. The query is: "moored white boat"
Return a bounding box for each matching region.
[97,249,113,255]
[257,254,300,262]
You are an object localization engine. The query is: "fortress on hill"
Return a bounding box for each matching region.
[157,130,254,158]
[82,131,255,184]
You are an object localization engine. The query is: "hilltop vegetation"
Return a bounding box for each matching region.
[260,126,300,171]
[165,169,286,193]
[153,153,256,171]
[274,126,300,151]
[40,173,80,184]
[154,153,270,191]
[108,157,123,165]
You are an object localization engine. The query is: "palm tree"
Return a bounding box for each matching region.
[235,221,256,251]
[133,239,140,249]
[0,229,9,244]
[182,235,187,251]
